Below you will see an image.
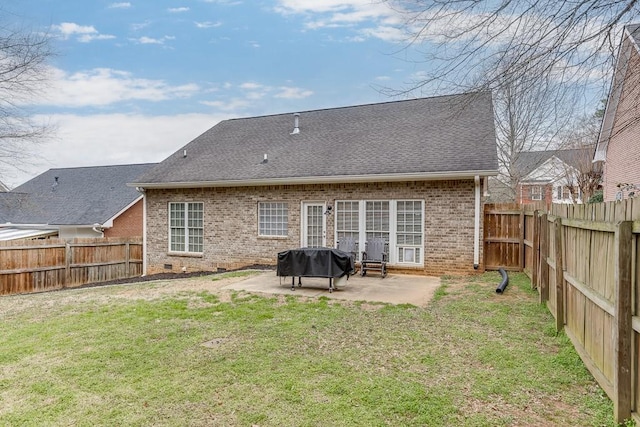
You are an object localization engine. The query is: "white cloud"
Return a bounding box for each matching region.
[34,68,199,107]
[8,113,225,188]
[53,22,116,42]
[239,82,263,90]
[200,98,251,111]
[195,21,222,28]
[130,35,174,45]
[108,2,131,9]
[168,7,190,13]
[131,21,151,31]
[202,0,242,4]
[274,1,406,42]
[274,86,314,99]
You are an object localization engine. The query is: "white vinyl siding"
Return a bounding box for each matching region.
[258,202,288,237]
[169,202,203,253]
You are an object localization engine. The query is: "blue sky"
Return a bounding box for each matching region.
[4,0,432,187]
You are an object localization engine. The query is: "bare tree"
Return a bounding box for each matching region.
[493,62,576,199]
[557,109,604,201]
[385,0,638,99]
[0,20,54,184]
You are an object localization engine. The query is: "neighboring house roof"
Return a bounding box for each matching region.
[0,227,58,241]
[514,148,593,183]
[0,163,155,226]
[132,92,498,188]
[595,23,640,162]
[0,180,9,192]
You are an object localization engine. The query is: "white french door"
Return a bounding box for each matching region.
[302,202,326,247]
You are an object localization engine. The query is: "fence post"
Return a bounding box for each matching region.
[125,242,131,277]
[613,220,633,423]
[64,241,72,288]
[539,214,549,303]
[532,210,539,290]
[554,217,564,332]
[519,210,525,272]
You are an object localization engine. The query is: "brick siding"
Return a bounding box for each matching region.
[516,183,553,207]
[104,199,144,238]
[144,180,484,276]
[603,47,640,201]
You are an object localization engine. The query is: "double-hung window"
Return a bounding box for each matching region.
[336,201,360,259]
[365,201,390,242]
[530,186,542,201]
[169,202,204,253]
[258,202,288,237]
[396,201,423,264]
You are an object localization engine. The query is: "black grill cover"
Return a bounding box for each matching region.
[277,248,354,278]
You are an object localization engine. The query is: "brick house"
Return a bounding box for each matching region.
[594,23,640,201]
[0,164,154,240]
[131,93,499,276]
[513,149,593,206]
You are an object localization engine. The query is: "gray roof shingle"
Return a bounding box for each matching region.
[514,148,594,179]
[133,92,498,187]
[0,163,155,225]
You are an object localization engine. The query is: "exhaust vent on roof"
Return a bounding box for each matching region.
[290,113,300,135]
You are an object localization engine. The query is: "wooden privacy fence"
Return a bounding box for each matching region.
[0,237,143,296]
[487,200,640,424]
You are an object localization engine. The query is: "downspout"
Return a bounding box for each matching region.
[137,187,147,277]
[474,176,481,269]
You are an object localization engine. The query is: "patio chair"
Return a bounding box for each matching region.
[337,236,358,274]
[360,237,388,278]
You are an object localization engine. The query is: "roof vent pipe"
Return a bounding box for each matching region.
[290,113,300,135]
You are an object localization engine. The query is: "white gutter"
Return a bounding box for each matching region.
[129,169,499,189]
[474,175,481,269]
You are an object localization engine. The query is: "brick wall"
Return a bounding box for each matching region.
[603,47,640,201]
[517,183,552,207]
[104,199,143,238]
[144,180,483,276]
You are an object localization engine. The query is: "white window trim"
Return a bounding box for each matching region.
[334,199,424,267]
[168,201,204,254]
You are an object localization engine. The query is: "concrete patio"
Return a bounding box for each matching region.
[222,271,441,306]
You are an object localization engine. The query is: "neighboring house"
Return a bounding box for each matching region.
[131,92,499,276]
[514,149,593,206]
[594,23,640,201]
[0,181,9,192]
[0,164,155,240]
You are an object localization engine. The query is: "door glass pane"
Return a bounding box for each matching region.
[306,205,324,247]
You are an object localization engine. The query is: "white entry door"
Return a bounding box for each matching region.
[302,202,326,247]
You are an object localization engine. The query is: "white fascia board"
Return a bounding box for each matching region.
[129,170,499,189]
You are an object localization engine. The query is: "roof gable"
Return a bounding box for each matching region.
[133,92,499,188]
[1,163,155,226]
[515,148,592,182]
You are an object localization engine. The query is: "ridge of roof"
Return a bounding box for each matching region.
[223,91,492,122]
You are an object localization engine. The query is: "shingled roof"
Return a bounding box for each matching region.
[514,148,594,180]
[0,163,155,226]
[132,92,498,188]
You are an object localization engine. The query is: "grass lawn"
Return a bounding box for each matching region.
[0,271,615,426]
